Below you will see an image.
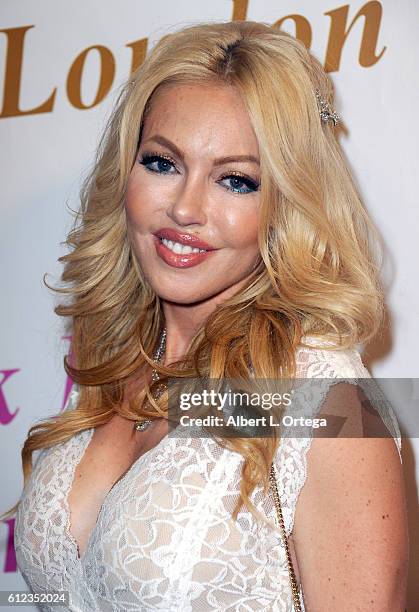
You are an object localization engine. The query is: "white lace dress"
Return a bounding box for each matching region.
[14,340,402,611]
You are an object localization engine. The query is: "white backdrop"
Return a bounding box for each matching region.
[1,1,418,609]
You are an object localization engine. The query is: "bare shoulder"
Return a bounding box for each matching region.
[289,340,408,610]
[292,421,409,610]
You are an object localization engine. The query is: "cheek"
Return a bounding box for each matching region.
[221,204,260,249]
[125,175,140,225]
[124,172,153,229]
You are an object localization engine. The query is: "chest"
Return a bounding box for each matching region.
[67,415,169,557]
[15,429,298,610]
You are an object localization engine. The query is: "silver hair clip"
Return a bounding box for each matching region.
[315,88,340,126]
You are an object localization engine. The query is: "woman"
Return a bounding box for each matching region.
[6,20,408,611]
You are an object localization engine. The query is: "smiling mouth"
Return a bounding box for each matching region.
[153,227,217,251]
[153,235,217,269]
[158,236,208,254]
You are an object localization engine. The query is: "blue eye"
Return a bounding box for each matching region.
[220,174,259,195]
[139,154,176,174]
[138,153,260,195]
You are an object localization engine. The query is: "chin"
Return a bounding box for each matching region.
[153,287,215,305]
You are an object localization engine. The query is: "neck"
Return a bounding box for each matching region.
[160,301,206,365]
[160,272,257,365]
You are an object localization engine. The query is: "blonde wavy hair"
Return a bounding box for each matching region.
[4,20,384,522]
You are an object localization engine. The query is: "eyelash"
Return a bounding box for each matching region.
[138,152,260,195]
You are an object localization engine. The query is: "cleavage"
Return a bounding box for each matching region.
[66,414,168,559]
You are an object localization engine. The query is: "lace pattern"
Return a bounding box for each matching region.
[14,341,402,611]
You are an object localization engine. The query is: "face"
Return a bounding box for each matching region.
[125,82,262,307]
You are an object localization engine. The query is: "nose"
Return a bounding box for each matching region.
[165,175,208,227]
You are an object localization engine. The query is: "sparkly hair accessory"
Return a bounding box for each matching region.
[315,89,340,126]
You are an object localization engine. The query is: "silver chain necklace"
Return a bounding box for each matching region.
[134,326,167,432]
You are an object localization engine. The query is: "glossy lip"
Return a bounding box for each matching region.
[153,235,217,269]
[153,227,217,251]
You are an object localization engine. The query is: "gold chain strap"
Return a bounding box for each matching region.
[269,463,303,611]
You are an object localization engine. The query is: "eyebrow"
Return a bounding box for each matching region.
[141,134,260,167]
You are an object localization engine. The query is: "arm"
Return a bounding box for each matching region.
[291,385,409,611]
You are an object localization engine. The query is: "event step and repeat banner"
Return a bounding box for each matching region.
[1,1,418,609]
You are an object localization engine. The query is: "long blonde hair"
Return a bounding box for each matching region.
[4,20,384,522]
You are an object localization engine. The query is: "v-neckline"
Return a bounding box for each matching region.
[64,425,172,563]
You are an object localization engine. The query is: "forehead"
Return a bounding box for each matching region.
[140,82,259,155]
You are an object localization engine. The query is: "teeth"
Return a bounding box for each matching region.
[161,237,207,254]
